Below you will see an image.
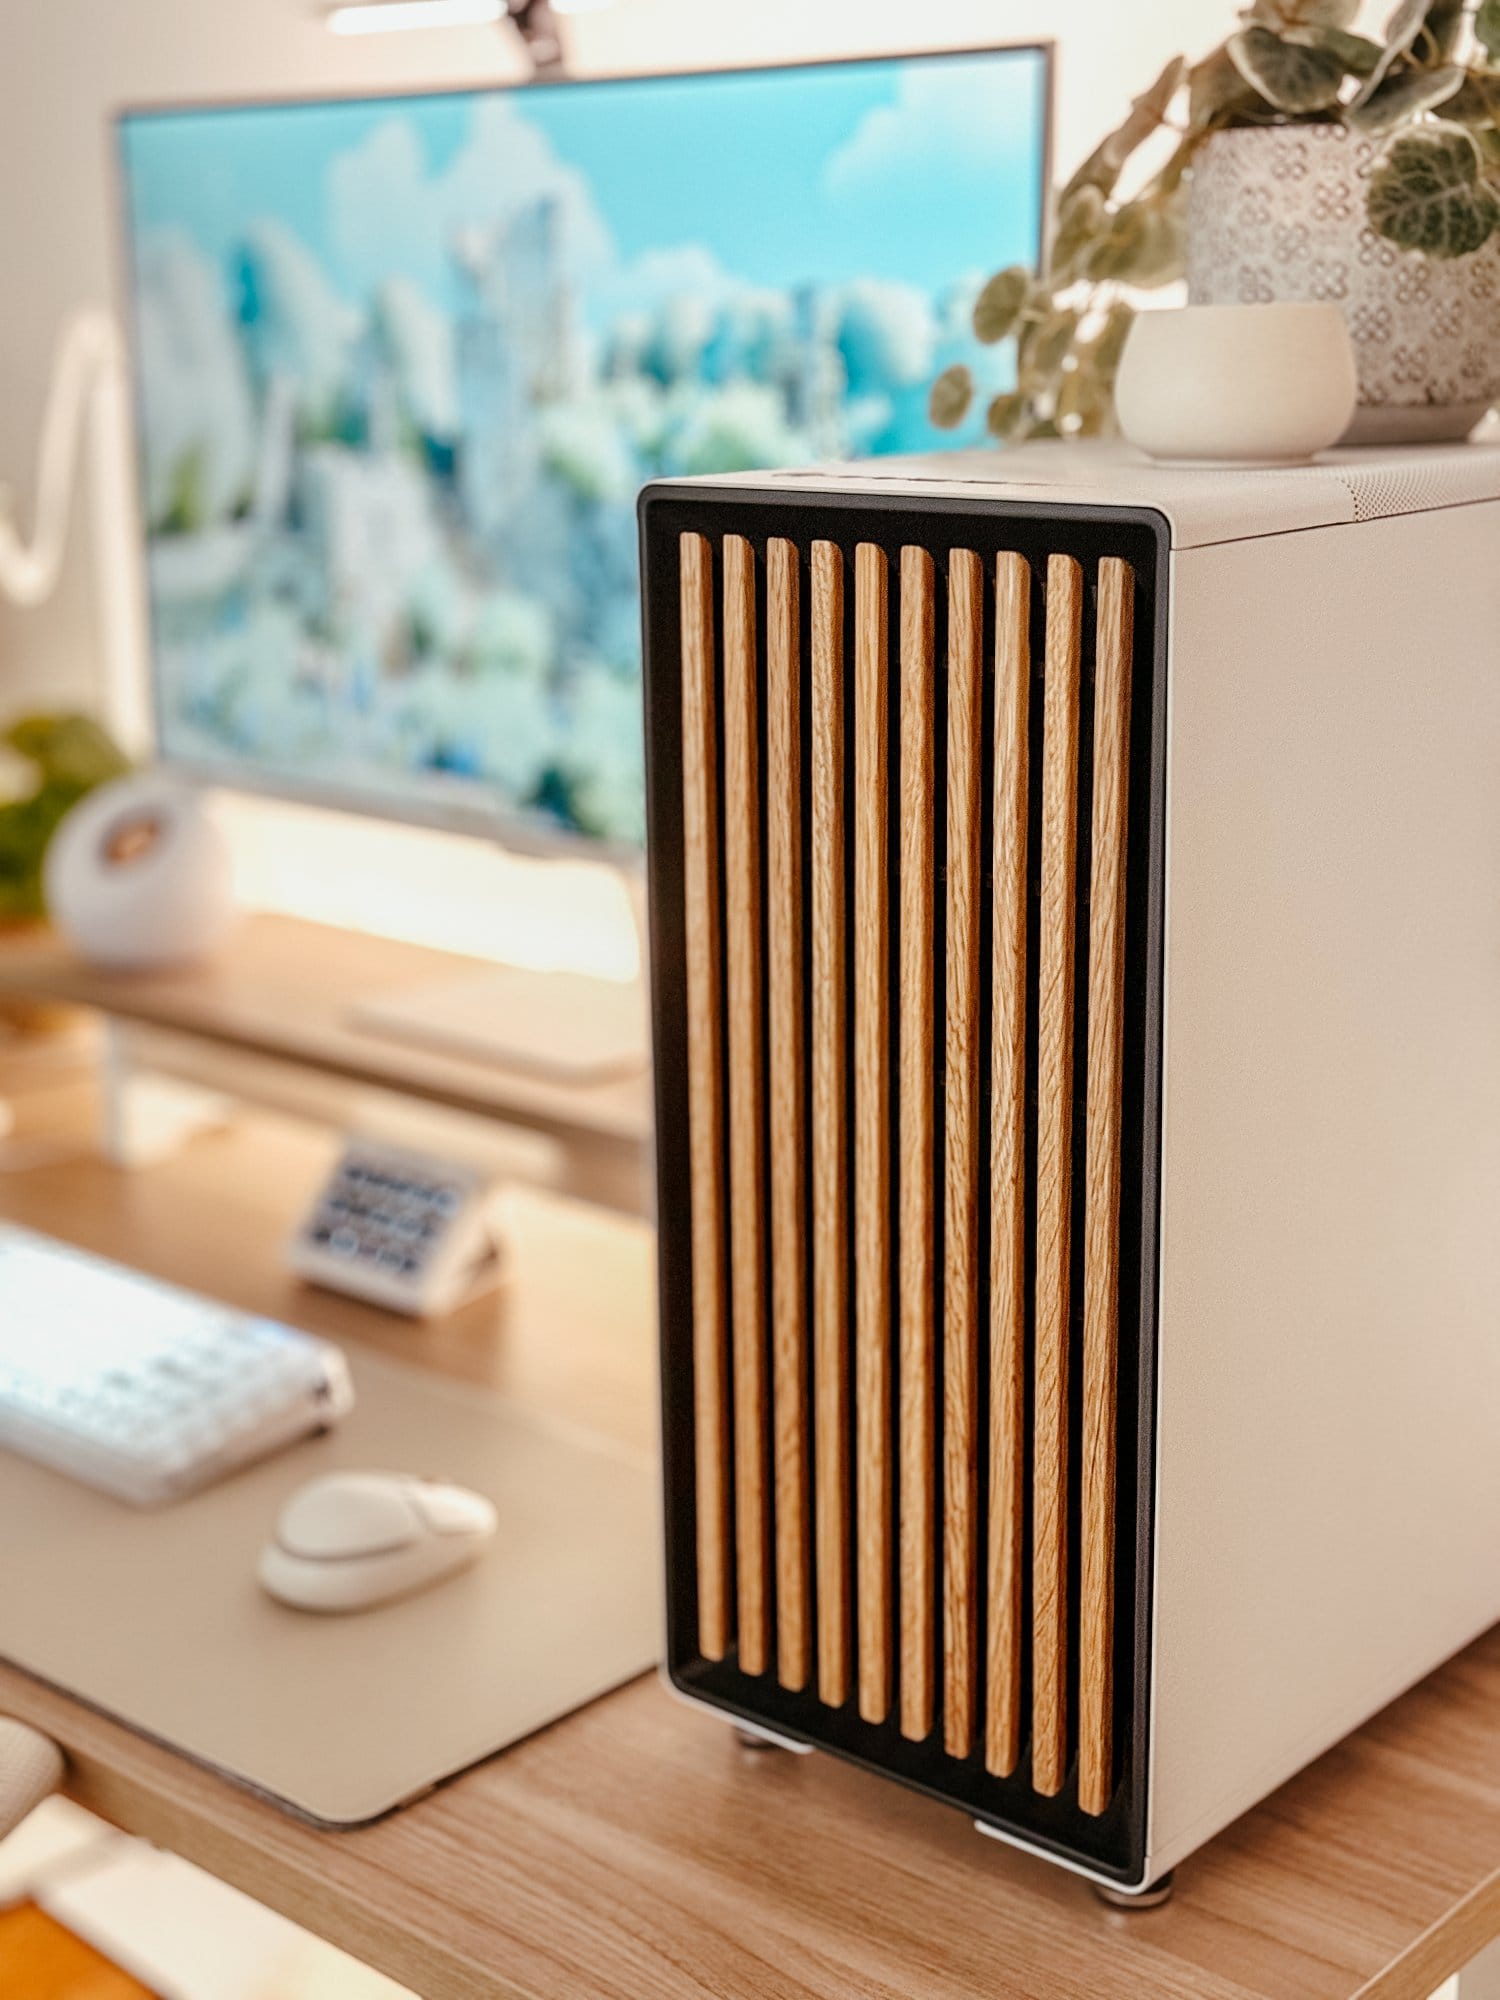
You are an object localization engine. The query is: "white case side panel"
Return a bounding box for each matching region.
[1147,501,1500,1880]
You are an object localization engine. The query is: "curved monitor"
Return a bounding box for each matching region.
[116,44,1051,853]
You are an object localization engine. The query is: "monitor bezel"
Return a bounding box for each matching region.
[110,38,1055,859]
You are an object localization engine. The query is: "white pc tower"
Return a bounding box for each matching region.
[640,440,1500,1893]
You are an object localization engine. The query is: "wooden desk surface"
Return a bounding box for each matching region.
[2,1084,1500,1999]
[0,912,652,1153]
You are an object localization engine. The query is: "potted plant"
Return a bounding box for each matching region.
[931,0,1500,446]
[0,713,129,1037]
[0,713,130,927]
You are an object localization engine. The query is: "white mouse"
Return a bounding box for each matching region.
[258,1471,497,1614]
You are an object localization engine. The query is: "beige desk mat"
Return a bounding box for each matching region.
[0,1349,662,1825]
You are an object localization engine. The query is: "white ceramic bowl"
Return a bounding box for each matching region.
[1115,302,1358,465]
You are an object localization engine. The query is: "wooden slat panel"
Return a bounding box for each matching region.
[678,532,731,1663]
[942,547,984,1760]
[1079,558,1135,1814]
[853,541,892,1726]
[1033,553,1083,1796]
[810,540,850,1708]
[985,552,1032,1775]
[767,537,810,1693]
[722,533,768,1678]
[897,546,935,1744]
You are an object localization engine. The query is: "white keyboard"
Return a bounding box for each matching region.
[0,1226,354,1506]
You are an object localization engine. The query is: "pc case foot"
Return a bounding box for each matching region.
[1093,1872,1174,1911]
[731,1719,812,1757]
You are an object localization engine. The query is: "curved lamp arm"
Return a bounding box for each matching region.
[0,1717,64,1841]
[0,310,125,609]
[0,307,150,753]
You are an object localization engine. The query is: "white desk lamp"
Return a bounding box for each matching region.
[0,310,237,977]
[0,307,150,754]
[322,0,615,73]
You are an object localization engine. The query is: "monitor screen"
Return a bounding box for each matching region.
[116,46,1050,850]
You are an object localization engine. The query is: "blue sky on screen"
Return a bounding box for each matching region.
[116,47,1049,842]
[119,48,1047,325]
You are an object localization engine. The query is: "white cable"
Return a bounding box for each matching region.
[0,310,125,609]
[0,1718,64,1841]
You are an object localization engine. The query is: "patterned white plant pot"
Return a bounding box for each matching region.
[1186,122,1500,444]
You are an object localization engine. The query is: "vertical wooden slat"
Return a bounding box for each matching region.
[1033,553,1083,1796]
[985,552,1032,1775]
[679,532,731,1664]
[854,542,892,1726]
[898,546,935,1743]
[767,537,810,1693]
[1079,558,1135,1815]
[942,547,984,1760]
[811,540,850,1708]
[723,533,768,1678]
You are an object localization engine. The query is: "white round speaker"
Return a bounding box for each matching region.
[44,772,239,970]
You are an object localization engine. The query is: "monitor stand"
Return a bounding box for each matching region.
[347,963,649,1087]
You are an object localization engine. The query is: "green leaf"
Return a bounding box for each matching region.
[1423,0,1466,56]
[1189,44,1270,124]
[1352,0,1431,107]
[3,714,130,792]
[1348,60,1465,131]
[1227,26,1346,112]
[1380,0,1432,52]
[1299,26,1384,76]
[1055,363,1112,437]
[1242,0,1359,28]
[1445,69,1500,125]
[1151,133,1206,196]
[929,364,974,430]
[1087,301,1137,380]
[1366,123,1500,256]
[1017,307,1082,392]
[1049,186,1107,281]
[0,715,131,923]
[1477,0,1500,58]
[971,267,1030,345]
[1083,209,1147,285]
[1084,193,1186,288]
[1060,57,1186,205]
[986,392,1027,441]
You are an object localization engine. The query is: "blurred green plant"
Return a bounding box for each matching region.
[0,714,130,922]
[932,0,1500,445]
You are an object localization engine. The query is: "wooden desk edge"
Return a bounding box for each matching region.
[0,1663,519,2000]
[7,1648,1500,2000]
[1358,1872,1500,2000]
